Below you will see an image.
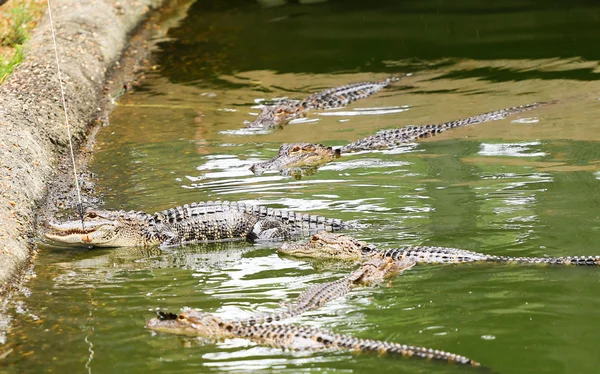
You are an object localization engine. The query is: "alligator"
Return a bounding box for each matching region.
[247,77,402,129]
[250,102,546,176]
[240,254,415,326]
[279,232,600,266]
[44,201,350,248]
[145,308,480,367]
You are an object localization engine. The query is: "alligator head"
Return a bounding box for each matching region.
[250,143,340,176]
[278,232,377,261]
[349,255,415,286]
[146,309,224,337]
[45,210,153,247]
[247,101,305,129]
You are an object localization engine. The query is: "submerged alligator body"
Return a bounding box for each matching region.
[279,232,600,266]
[45,201,349,248]
[146,308,480,367]
[241,254,415,326]
[247,77,401,129]
[250,102,546,176]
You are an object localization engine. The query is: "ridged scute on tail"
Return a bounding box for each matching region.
[342,101,546,153]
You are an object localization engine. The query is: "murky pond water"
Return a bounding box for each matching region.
[5,0,600,372]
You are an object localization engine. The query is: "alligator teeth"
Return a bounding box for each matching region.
[51,228,95,236]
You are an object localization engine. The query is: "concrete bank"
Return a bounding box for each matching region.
[0,0,177,294]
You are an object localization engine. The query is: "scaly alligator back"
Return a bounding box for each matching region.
[381,246,490,263]
[247,77,401,129]
[380,247,600,266]
[153,201,348,234]
[240,278,353,326]
[301,77,400,111]
[341,102,545,152]
[147,211,261,247]
[146,309,480,366]
[241,255,415,327]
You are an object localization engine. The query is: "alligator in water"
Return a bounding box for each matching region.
[44,201,350,248]
[146,308,480,367]
[279,232,600,266]
[247,77,402,129]
[240,254,415,326]
[250,102,546,176]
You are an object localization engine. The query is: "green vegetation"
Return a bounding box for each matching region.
[0,44,23,83]
[0,0,44,83]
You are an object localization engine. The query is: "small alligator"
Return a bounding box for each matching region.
[45,201,349,248]
[250,102,545,176]
[146,308,480,367]
[240,254,415,326]
[279,232,600,266]
[247,77,402,129]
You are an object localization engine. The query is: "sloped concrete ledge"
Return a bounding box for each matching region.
[0,0,168,294]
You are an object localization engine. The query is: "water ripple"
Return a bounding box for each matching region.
[479,141,546,157]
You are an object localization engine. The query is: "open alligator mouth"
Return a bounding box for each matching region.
[44,221,107,244]
[45,219,100,232]
[46,227,97,236]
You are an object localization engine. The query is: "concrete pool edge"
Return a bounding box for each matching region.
[0,0,194,297]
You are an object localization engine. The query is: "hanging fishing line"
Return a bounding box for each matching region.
[46,0,85,229]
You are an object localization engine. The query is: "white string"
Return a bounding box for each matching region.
[47,0,85,227]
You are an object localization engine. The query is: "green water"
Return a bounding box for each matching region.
[5,0,600,372]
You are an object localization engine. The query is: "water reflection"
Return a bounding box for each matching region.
[317,106,409,117]
[479,141,546,157]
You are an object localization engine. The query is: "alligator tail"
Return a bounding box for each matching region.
[381,247,600,266]
[381,247,489,264]
[341,101,546,153]
[227,322,482,366]
[322,332,481,366]
[485,255,600,266]
[443,101,546,130]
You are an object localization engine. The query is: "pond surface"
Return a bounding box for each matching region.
[5,0,600,372]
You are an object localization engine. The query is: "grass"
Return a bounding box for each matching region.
[0,0,45,83]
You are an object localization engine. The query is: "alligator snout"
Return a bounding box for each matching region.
[249,163,267,176]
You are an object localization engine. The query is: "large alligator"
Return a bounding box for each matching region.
[44,201,350,248]
[247,77,402,129]
[146,308,480,367]
[250,102,546,176]
[279,232,600,266]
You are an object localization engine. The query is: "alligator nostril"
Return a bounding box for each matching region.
[249,164,265,176]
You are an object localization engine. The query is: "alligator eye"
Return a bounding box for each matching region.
[86,212,98,218]
[275,108,284,114]
[178,314,185,320]
[362,245,376,253]
[290,146,301,153]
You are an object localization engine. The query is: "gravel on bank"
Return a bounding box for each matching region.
[0,0,168,295]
